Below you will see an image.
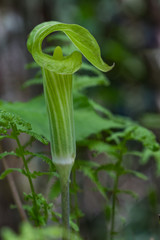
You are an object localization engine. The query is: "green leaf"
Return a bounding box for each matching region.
[0,110,32,135]
[27,21,113,73]
[0,168,24,180]
[1,94,125,142]
[96,163,125,176]
[49,179,61,199]
[73,72,109,91]
[0,109,48,145]
[77,160,107,198]
[70,220,79,232]
[151,150,160,175]
[0,151,17,159]
[124,125,159,150]
[79,140,118,158]
[29,171,53,179]
[26,152,55,171]
[117,189,138,199]
[25,61,39,69]
[76,159,99,168]
[0,98,50,141]
[75,108,122,141]
[27,131,48,145]
[89,99,114,119]
[124,169,148,180]
[107,124,160,152]
[140,149,153,164]
[22,77,43,88]
[74,94,124,141]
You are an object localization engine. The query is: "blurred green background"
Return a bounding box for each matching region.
[0,0,160,239]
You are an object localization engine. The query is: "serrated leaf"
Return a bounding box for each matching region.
[73,62,110,91]
[0,168,24,180]
[49,179,61,199]
[0,110,32,132]
[70,220,79,232]
[76,159,99,169]
[89,99,114,119]
[0,151,17,159]
[96,163,125,176]
[27,152,55,171]
[25,62,39,69]
[80,140,118,158]
[0,98,50,142]
[140,149,153,164]
[107,124,160,153]
[124,125,159,151]
[22,78,43,88]
[117,189,138,199]
[29,171,53,178]
[125,169,148,180]
[78,161,107,198]
[27,131,48,145]
[74,73,109,91]
[124,151,142,158]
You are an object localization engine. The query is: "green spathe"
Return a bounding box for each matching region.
[27,21,113,74]
[27,21,113,165]
[42,46,75,165]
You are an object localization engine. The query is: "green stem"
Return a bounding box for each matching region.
[55,163,73,240]
[110,172,119,240]
[72,166,79,225]
[110,149,123,240]
[61,177,70,230]
[11,124,39,226]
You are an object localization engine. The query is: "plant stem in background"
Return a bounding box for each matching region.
[11,124,39,226]
[71,165,80,226]
[110,149,123,240]
[110,172,119,240]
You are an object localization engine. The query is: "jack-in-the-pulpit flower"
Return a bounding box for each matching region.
[27,21,113,167]
[27,21,113,237]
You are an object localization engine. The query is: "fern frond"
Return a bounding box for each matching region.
[22,78,43,88]
[0,168,24,180]
[0,110,48,145]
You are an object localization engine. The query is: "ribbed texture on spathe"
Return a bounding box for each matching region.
[42,69,76,164]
